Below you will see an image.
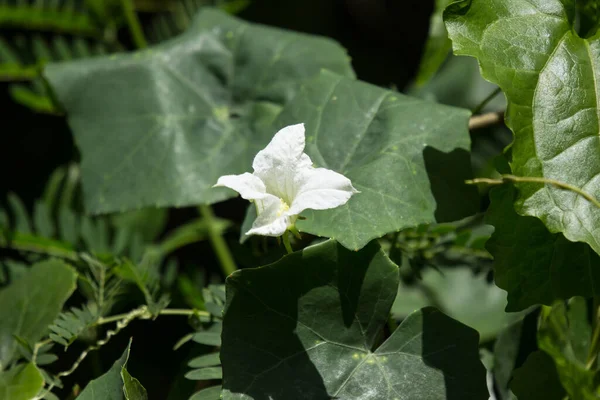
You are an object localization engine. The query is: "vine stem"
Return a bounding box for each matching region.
[198,205,238,276]
[97,308,209,325]
[468,111,504,130]
[120,0,148,48]
[466,174,600,210]
[471,87,502,115]
[36,306,210,399]
[35,306,148,399]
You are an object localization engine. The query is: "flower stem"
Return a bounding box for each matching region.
[282,232,293,254]
[199,205,238,276]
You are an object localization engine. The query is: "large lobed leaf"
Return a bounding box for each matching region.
[486,185,600,311]
[280,71,477,250]
[221,240,488,399]
[44,8,354,215]
[445,0,600,255]
[0,259,77,369]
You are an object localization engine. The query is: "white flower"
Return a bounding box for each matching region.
[214,123,359,237]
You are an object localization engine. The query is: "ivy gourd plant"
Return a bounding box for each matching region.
[1,0,600,399]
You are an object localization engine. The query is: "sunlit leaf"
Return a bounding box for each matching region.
[446,0,600,255]
[277,71,477,250]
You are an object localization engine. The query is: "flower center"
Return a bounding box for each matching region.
[277,199,290,217]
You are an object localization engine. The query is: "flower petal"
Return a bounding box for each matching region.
[213,173,267,200]
[289,168,359,215]
[246,196,290,237]
[252,123,313,203]
[252,123,309,173]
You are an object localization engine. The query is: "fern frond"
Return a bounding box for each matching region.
[144,0,249,43]
[0,1,99,37]
[79,253,125,314]
[0,0,122,111]
[1,166,163,263]
[115,250,170,314]
[49,303,99,348]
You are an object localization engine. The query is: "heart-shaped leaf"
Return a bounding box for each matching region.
[277,71,477,250]
[221,240,487,399]
[44,8,354,214]
[445,0,600,255]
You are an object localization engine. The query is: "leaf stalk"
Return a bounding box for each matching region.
[466,175,600,210]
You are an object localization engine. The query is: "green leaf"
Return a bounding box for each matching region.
[77,339,146,400]
[0,4,97,36]
[122,367,148,400]
[393,266,526,341]
[221,240,487,399]
[44,8,354,215]
[414,0,453,86]
[188,353,221,369]
[0,230,78,261]
[277,71,477,250]
[185,367,223,380]
[537,297,596,399]
[49,304,99,348]
[486,185,600,311]
[35,353,58,366]
[0,363,44,400]
[510,351,566,400]
[0,259,77,368]
[7,193,30,234]
[33,201,54,238]
[445,0,600,255]
[189,386,222,400]
[192,331,221,347]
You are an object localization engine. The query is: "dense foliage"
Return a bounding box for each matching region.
[1,0,600,399]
